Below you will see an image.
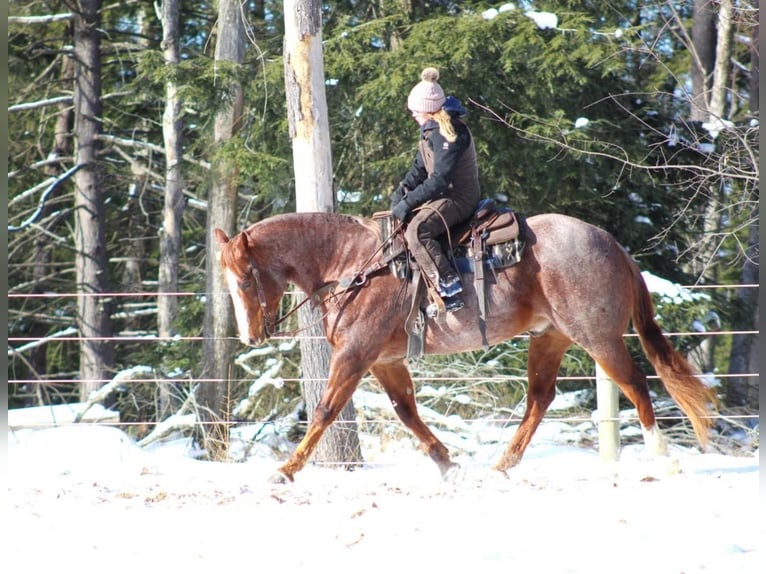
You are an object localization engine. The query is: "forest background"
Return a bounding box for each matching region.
[6,1,759,457]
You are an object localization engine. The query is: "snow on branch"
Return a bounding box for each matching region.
[137,414,198,448]
[74,366,157,423]
[8,14,73,25]
[233,360,286,418]
[8,326,78,357]
[8,164,83,232]
[136,389,200,448]
[8,96,73,113]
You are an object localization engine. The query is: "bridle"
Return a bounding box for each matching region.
[242,253,276,341]
[241,252,344,342]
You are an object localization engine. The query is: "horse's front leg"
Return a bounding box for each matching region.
[276,352,371,482]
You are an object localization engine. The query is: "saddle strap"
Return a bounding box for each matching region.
[405,267,427,359]
[471,227,490,350]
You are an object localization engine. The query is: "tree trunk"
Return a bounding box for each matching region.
[726,5,759,409]
[283,0,362,467]
[26,51,75,398]
[72,0,114,399]
[749,0,759,113]
[199,0,246,460]
[709,0,733,120]
[690,0,717,121]
[158,0,185,339]
[726,215,759,407]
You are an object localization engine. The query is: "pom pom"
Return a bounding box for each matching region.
[420,67,440,82]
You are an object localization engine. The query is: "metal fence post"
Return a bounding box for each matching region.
[595,362,620,461]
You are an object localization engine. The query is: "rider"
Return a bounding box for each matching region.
[390,67,481,312]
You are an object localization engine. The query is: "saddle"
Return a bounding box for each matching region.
[373,198,526,357]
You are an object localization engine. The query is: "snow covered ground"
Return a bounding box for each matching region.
[7,419,760,574]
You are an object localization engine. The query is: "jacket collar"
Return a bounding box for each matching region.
[420,118,438,137]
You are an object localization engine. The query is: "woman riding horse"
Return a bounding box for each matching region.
[390,67,481,313]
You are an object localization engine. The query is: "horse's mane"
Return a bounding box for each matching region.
[246,212,379,240]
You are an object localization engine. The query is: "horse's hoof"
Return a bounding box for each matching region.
[441,462,463,482]
[268,469,293,484]
[492,466,510,480]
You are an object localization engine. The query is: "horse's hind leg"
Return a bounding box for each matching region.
[589,340,668,456]
[370,361,458,479]
[494,330,573,473]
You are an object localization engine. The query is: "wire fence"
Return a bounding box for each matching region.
[7,283,760,457]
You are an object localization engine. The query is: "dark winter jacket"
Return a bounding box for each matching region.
[399,117,481,208]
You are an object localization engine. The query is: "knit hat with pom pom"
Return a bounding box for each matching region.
[407,67,446,113]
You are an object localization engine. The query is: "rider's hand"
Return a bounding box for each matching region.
[390,183,408,208]
[391,198,412,222]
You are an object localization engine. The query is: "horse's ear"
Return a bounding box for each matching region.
[213,228,229,245]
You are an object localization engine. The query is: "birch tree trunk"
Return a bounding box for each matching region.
[158,0,185,339]
[284,0,362,466]
[72,0,114,398]
[199,0,245,460]
[690,0,717,121]
[692,0,737,372]
[709,0,733,121]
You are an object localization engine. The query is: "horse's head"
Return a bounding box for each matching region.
[214,228,278,346]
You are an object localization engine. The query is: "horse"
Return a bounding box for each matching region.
[214,211,715,482]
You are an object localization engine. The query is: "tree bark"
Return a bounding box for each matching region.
[726,4,759,408]
[158,0,185,339]
[24,52,75,398]
[709,0,733,120]
[199,0,246,460]
[749,0,759,113]
[284,0,362,466]
[726,215,759,407]
[72,0,114,398]
[690,0,717,121]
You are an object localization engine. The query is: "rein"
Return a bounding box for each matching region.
[244,223,403,341]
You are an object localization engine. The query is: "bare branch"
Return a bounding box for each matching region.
[8,96,73,113]
[8,164,83,232]
[8,327,79,358]
[8,14,73,25]
[8,156,75,179]
[97,134,211,170]
[469,98,741,181]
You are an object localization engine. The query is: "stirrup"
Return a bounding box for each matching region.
[438,276,463,298]
[426,295,464,317]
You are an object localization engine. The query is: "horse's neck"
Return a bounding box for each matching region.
[259,214,373,294]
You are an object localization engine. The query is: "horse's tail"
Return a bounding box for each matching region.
[629,260,717,449]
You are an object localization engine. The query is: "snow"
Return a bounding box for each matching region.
[525,10,558,30]
[7,421,759,573]
[641,270,706,303]
[574,116,590,128]
[481,4,558,31]
[702,118,735,139]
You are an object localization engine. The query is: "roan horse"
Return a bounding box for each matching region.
[214,211,715,482]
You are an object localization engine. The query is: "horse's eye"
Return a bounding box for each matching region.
[240,280,251,291]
